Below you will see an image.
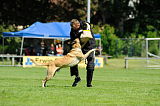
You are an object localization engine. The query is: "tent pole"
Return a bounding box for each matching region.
[2,37,4,54]
[99,39,102,56]
[62,38,64,48]
[20,37,24,56]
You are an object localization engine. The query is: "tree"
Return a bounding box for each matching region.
[0,0,50,25]
[101,24,123,56]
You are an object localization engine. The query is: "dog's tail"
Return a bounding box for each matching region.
[84,48,99,60]
[30,59,49,66]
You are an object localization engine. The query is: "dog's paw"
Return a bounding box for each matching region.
[42,83,46,88]
[42,80,46,87]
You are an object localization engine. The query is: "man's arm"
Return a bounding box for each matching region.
[70,29,82,41]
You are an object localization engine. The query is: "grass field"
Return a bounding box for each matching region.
[0,59,160,105]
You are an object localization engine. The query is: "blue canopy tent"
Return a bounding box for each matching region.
[3,22,101,55]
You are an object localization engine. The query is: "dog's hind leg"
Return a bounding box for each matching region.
[42,65,59,87]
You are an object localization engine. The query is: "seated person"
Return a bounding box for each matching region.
[48,43,57,56]
[40,41,48,56]
[56,44,63,56]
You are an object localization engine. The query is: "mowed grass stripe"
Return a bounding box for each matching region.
[0,59,160,105]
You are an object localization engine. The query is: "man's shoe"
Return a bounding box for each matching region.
[72,77,81,87]
[87,84,92,87]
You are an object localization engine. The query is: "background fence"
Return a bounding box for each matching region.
[1,38,160,68]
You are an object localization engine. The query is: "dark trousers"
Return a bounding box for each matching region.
[70,51,95,85]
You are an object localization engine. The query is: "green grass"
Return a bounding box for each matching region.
[0,59,160,105]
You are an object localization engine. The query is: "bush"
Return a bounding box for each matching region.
[101,24,123,57]
[0,45,8,54]
[0,24,21,54]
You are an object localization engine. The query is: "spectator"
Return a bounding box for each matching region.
[40,41,48,56]
[24,47,30,56]
[56,43,63,56]
[29,45,36,56]
[48,43,57,56]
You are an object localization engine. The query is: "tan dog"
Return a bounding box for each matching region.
[31,38,97,87]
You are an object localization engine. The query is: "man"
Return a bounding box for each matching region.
[70,19,96,87]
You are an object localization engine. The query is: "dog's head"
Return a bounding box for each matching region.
[72,38,81,49]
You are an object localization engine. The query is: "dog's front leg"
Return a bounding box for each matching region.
[84,49,97,59]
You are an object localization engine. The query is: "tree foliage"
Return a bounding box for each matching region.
[101,25,123,56]
[0,0,159,31]
[0,0,160,56]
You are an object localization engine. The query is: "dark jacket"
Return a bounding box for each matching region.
[70,21,96,52]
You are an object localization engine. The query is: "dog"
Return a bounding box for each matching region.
[31,38,98,87]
